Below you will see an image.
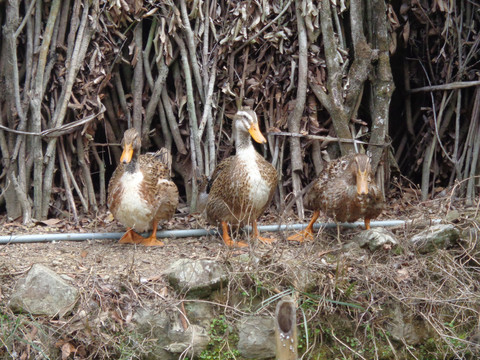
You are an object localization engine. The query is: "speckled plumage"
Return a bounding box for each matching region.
[305,153,384,223]
[206,110,278,230]
[107,129,178,235]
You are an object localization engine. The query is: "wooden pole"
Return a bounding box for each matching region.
[275,296,298,360]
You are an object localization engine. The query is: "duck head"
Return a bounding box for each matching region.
[234,109,267,145]
[120,128,142,164]
[352,153,371,195]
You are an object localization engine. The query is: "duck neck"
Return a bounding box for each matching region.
[235,129,253,153]
[125,152,139,173]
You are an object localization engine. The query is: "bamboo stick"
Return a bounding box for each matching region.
[179,0,205,102]
[76,134,97,212]
[60,138,88,212]
[275,296,298,360]
[408,80,480,93]
[173,33,203,174]
[132,22,144,135]
[31,0,60,218]
[42,1,97,219]
[91,144,106,207]
[58,139,78,221]
[143,57,170,141]
[367,0,394,173]
[158,99,172,153]
[288,0,309,220]
[161,87,188,155]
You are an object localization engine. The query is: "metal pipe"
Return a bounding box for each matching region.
[0,219,442,244]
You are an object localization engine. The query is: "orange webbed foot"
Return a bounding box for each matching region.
[223,237,248,248]
[287,230,314,242]
[287,210,320,242]
[257,236,276,244]
[119,228,145,244]
[137,235,165,247]
[137,222,164,246]
[252,221,276,245]
[221,221,248,248]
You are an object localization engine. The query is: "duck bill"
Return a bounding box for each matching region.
[356,170,369,195]
[248,123,267,144]
[120,143,134,163]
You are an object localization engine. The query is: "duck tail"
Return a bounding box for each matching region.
[152,148,172,173]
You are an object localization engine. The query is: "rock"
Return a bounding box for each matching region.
[237,316,276,359]
[184,301,214,328]
[167,319,210,355]
[386,304,433,345]
[354,228,398,251]
[9,264,78,317]
[133,308,174,360]
[133,307,210,359]
[166,259,228,298]
[445,210,460,222]
[410,224,459,254]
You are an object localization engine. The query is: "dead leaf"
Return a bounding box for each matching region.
[61,342,76,359]
[36,218,62,227]
[402,21,410,47]
[396,268,410,282]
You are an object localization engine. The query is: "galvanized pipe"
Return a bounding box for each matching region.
[0,219,441,244]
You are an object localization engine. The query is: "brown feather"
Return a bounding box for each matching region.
[206,110,278,228]
[305,153,384,223]
[107,129,178,232]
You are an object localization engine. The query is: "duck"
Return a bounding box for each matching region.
[288,153,384,241]
[205,109,278,247]
[107,128,179,246]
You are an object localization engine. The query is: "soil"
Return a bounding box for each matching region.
[1,190,470,359]
[0,211,222,298]
[0,189,444,302]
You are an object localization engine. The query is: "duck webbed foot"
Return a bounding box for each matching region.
[222,221,248,248]
[287,210,319,242]
[253,220,276,244]
[119,228,145,244]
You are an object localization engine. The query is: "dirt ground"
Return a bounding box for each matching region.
[0,188,448,302]
[2,189,474,359]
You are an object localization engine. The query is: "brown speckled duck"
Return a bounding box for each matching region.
[206,109,278,247]
[107,128,179,246]
[288,153,384,241]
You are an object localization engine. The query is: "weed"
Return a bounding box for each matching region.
[199,315,240,360]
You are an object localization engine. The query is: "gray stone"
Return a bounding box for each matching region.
[184,301,215,327]
[9,264,78,317]
[410,224,459,253]
[237,316,276,359]
[133,307,210,359]
[445,210,460,222]
[354,228,398,251]
[166,259,228,298]
[167,319,210,355]
[133,309,176,360]
[386,304,432,345]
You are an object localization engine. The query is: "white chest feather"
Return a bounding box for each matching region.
[237,148,271,207]
[116,171,153,232]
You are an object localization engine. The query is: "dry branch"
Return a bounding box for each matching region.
[288,0,309,220]
[0,0,477,223]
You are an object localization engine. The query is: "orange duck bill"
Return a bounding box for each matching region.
[120,143,134,163]
[248,122,267,144]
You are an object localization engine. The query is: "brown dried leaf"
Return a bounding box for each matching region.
[396,268,410,282]
[61,342,76,359]
[387,4,401,30]
[36,218,63,227]
[402,21,410,47]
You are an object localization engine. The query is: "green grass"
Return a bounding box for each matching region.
[199,315,240,360]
